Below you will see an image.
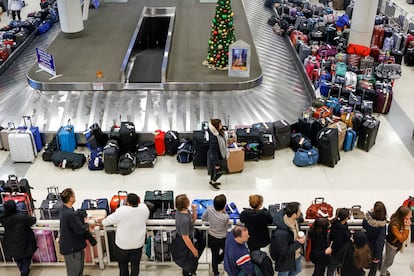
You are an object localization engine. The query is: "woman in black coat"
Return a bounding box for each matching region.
[308,218,332,276]
[0,200,37,276]
[207,119,228,190]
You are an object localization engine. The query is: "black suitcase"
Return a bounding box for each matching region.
[273,120,291,150]
[391,49,404,65]
[356,117,380,152]
[252,122,274,135]
[260,134,276,158]
[351,111,364,135]
[311,118,330,146]
[144,190,174,219]
[404,48,414,66]
[40,187,63,220]
[3,175,34,209]
[119,122,137,153]
[136,143,157,168]
[236,128,261,161]
[89,123,108,148]
[164,130,180,155]
[317,128,340,168]
[297,117,315,142]
[192,130,209,168]
[103,140,120,174]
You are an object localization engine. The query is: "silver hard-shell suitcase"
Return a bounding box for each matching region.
[8,129,37,163]
[0,123,16,150]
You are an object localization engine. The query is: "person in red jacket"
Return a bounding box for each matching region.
[380,206,412,276]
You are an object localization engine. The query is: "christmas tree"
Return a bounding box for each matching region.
[203,0,236,70]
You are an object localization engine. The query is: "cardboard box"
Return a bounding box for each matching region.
[227,147,244,173]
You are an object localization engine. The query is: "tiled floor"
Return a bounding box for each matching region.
[1,0,414,275]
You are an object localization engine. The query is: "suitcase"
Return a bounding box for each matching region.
[86,123,108,149]
[39,187,62,220]
[22,116,43,152]
[311,118,330,146]
[32,230,57,263]
[8,128,37,163]
[0,122,16,150]
[110,191,128,213]
[119,122,137,153]
[357,117,380,152]
[351,111,364,135]
[252,122,274,136]
[328,121,347,151]
[57,120,76,152]
[118,152,136,174]
[154,130,166,156]
[81,198,110,215]
[103,139,120,174]
[316,128,340,168]
[236,127,261,161]
[1,192,33,216]
[164,130,179,155]
[260,134,276,158]
[391,49,404,65]
[404,48,414,66]
[144,190,174,219]
[273,120,291,150]
[297,116,315,141]
[343,128,357,151]
[375,86,393,114]
[227,147,244,173]
[88,148,104,171]
[192,130,209,168]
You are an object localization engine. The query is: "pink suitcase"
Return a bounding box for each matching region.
[32,230,57,263]
[8,128,37,163]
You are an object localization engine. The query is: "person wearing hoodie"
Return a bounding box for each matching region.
[336,231,372,276]
[0,200,37,276]
[362,201,387,276]
[240,194,273,251]
[270,202,306,276]
[308,218,332,276]
[207,118,228,190]
[326,208,351,276]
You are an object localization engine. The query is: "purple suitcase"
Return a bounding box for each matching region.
[375,87,393,114]
[32,230,57,263]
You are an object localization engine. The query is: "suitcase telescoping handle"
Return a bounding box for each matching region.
[47,186,60,199]
[7,174,19,191]
[314,197,325,204]
[8,122,16,129]
[22,116,33,128]
[118,191,128,208]
[351,205,361,209]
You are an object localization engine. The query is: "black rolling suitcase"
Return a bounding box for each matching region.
[164,130,180,155]
[103,139,120,174]
[40,186,63,220]
[252,122,274,135]
[192,130,209,168]
[273,120,291,150]
[144,190,174,219]
[317,128,340,168]
[357,117,380,152]
[404,48,414,66]
[236,128,261,161]
[297,116,315,142]
[119,122,137,153]
[260,134,276,158]
[311,118,330,146]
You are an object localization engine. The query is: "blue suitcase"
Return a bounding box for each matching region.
[343,128,357,151]
[22,116,43,152]
[81,198,110,215]
[57,120,76,152]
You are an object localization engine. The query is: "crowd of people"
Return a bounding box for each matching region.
[0,190,412,276]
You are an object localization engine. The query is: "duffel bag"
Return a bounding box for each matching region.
[305,197,333,219]
[52,151,86,170]
[347,43,371,57]
[293,147,319,167]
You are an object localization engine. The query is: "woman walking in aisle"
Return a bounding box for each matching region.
[207,118,228,190]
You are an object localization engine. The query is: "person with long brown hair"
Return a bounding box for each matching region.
[207,118,228,190]
[380,206,412,276]
[308,218,332,276]
[363,201,387,276]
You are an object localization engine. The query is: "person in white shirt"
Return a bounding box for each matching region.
[101,193,149,276]
[8,0,24,20]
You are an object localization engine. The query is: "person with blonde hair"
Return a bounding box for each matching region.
[240,194,273,251]
[380,206,412,276]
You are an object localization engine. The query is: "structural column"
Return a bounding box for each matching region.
[348,0,379,46]
[57,0,84,35]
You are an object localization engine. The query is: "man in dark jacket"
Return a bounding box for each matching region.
[0,200,37,276]
[270,202,305,276]
[59,188,96,276]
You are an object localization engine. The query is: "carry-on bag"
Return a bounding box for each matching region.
[154,130,166,156]
[88,148,104,171]
[136,143,157,168]
[119,121,137,153]
[192,199,214,219]
[103,139,119,174]
[328,121,347,151]
[39,186,63,220]
[8,128,37,163]
[375,86,393,114]
[316,128,340,168]
[87,123,108,149]
[290,133,312,152]
[81,198,110,215]
[110,191,128,213]
[293,147,319,167]
[273,120,291,150]
[260,134,276,158]
[164,130,180,155]
[144,190,174,212]
[356,117,380,152]
[192,130,209,168]
[343,128,357,152]
[1,192,33,216]
[57,119,76,152]
[118,152,136,174]
[305,197,334,219]
[0,122,16,150]
[42,136,58,161]
[227,147,244,173]
[22,116,42,152]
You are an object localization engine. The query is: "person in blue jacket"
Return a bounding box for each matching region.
[362,201,387,276]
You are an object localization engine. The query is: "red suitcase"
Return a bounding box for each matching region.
[154,130,166,156]
[32,230,57,263]
[110,191,128,213]
[2,192,33,216]
[371,25,385,49]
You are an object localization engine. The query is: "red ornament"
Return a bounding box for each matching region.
[216,54,221,58]
[213,30,218,35]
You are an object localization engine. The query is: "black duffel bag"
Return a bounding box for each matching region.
[52,151,86,170]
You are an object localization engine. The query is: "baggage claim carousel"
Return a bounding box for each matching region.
[0,0,312,134]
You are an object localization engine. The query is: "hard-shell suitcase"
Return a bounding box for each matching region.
[22,116,43,152]
[119,121,137,153]
[351,111,364,135]
[357,117,380,152]
[8,128,37,163]
[57,119,76,152]
[0,122,16,150]
[32,230,57,263]
[371,25,384,48]
[192,130,209,168]
[164,130,179,155]
[81,198,110,215]
[154,130,166,156]
[103,139,119,174]
[375,86,393,114]
[2,192,33,216]
[328,121,347,151]
[343,128,357,151]
[391,49,404,65]
[227,147,244,173]
[273,120,291,150]
[316,128,340,168]
[110,191,128,213]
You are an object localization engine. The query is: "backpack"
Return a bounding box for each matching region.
[225,202,240,223]
[176,139,193,163]
[118,152,136,175]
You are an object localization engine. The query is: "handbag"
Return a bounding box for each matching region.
[306,197,334,219]
[251,250,267,265]
[293,147,319,167]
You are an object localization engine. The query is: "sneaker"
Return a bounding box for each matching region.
[209,181,221,185]
[209,182,220,190]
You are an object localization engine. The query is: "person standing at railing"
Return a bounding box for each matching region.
[59,188,96,276]
[0,200,36,276]
[100,193,149,276]
[201,194,230,276]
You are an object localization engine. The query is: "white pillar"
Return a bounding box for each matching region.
[348,0,379,47]
[57,0,84,35]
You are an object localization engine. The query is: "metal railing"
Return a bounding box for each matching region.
[378,0,414,33]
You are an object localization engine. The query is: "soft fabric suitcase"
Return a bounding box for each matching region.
[375,86,393,114]
[87,123,108,149]
[119,122,137,153]
[192,130,209,168]
[227,147,244,173]
[40,187,62,220]
[343,128,357,151]
[0,122,16,150]
[310,118,330,146]
[57,120,76,152]
[144,190,174,218]
[357,117,380,152]
[118,152,136,174]
[136,144,157,168]
[22,116,43,152]
[103,140,119,174]
[260,134,276,158]
[154,130,166,156]
[164,130,179,155]
[404,48,414,66]
[8,128,37,163]
[252,122,274,136]
[316,128,340,168]
[192,199,214,219]
[328,121,347,151]
[32,230,57,263]
[273,120,291,150]
[81,198,110,215]
[391,49,404,65]
[110,191,128,213]
[297,116,315,141]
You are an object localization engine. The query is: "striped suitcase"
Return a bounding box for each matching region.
[8,128,37,163]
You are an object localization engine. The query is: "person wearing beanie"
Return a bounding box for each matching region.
[0,200,37,276]
[336,231,372,276]
[326,208,352,276]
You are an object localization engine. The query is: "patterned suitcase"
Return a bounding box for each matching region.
[8,128,37,163]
